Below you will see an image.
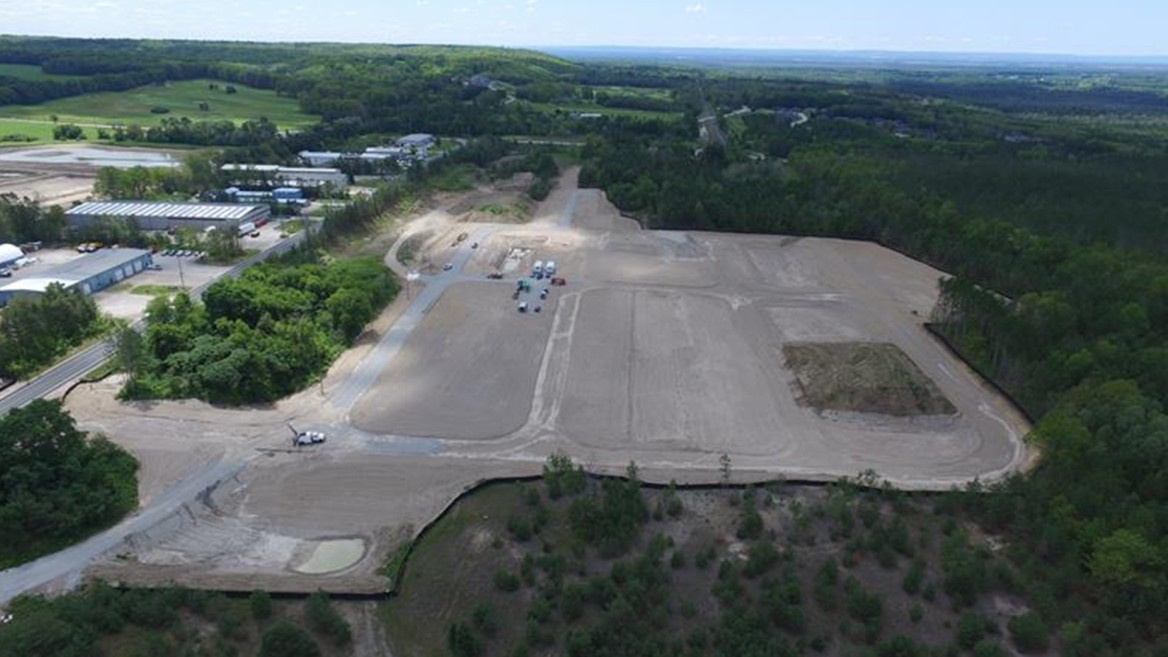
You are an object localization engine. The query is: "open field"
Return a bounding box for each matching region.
[0,79,317,128]
[528,101,682,120]
[350,282,556,439]
[0,118,99,144]
[0,63,88,81]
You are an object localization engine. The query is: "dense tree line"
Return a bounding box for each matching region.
[0,195,67,245]
[0,581,350,657]
[0,284,104,381]
[0,401,137,568]
[122,257,397,403]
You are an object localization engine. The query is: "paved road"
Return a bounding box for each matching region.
[0,458,245,605]
[0,227,313,604]
[0,227,313,417]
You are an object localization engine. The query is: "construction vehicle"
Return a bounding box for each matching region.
[288,423,326,447]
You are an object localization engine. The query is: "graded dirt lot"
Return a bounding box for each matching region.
[557,287,784,453]
[10,167,1029,603]
[350,282,557,439]
[0,171,93,205]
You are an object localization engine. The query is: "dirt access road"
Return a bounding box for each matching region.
[1,167,1030,601]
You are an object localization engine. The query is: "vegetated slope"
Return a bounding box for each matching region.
[0,79,315,128]
[387,457,1042,657]
[0,401,137,569]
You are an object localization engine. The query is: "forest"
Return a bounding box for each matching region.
[0,401,137,569]
[121,256,397,404]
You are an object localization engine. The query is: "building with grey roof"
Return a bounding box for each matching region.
[0,248,153,307]
[65,201,270,232]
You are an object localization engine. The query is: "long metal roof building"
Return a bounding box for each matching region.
[65,201,270,231]
[0,248,153,306]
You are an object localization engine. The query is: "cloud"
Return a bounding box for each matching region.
[684,3,706,12]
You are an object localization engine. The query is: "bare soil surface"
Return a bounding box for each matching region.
[784,342,957,417]
[350,282,556,439]
[35,165,1030,600]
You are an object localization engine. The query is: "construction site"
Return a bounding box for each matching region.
[2,167,1031,601]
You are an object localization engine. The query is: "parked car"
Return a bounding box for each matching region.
[518,302,529,313]
[147,263,163,271]
[249,230,261,237]
[0,267,11,278]
[443,262,454,271]
[540,288,548,300]
[471,242,479,249]
[486,272,503,280]
[550,277,566,286]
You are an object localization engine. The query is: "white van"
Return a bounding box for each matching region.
[545,260,556,275]
[532,261,544,276]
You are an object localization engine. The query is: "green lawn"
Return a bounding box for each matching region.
[0,79,317,129]
[0,63,88,81]
[0,118,96,144]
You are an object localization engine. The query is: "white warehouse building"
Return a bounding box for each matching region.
[66,201,270,232]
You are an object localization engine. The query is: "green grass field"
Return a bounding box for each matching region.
[0,79,317,129]
[529,101,681,120]
[0,118,98,145]
[0,63,88,81]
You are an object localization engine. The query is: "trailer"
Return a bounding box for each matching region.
[237,221,256,238]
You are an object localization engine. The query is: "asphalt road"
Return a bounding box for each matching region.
[0,226,314,604]
[0,227,312,417]
[0,459,245,605]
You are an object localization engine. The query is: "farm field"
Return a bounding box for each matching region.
[0,79,317,128]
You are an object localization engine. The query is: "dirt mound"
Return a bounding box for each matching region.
[783,342,956,417]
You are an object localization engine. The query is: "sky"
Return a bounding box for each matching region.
[0,0,1164,57]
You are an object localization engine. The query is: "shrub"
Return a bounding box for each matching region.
[150,106,171,114]
[448,621,483,657]
[494,569,520,592]
[249,590,272,620]
[259,621,320,657]
[305,592,351,646]
[956,612,991,650]
[1008,612,1050,653]
[902,559,925,594]
[471,603,498,638]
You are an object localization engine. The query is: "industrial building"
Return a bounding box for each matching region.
[224,187,305,205]
[0,248,153,307]
[221,164,347,187]
[0,243,23,268]
[65,201,270,232]
[396,133,436,150]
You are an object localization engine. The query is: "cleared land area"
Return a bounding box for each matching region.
[350,282,557,439]
[784,342,957,417]
[0,79,317,128]
[0,170,94,204]
[558,288,784,454]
